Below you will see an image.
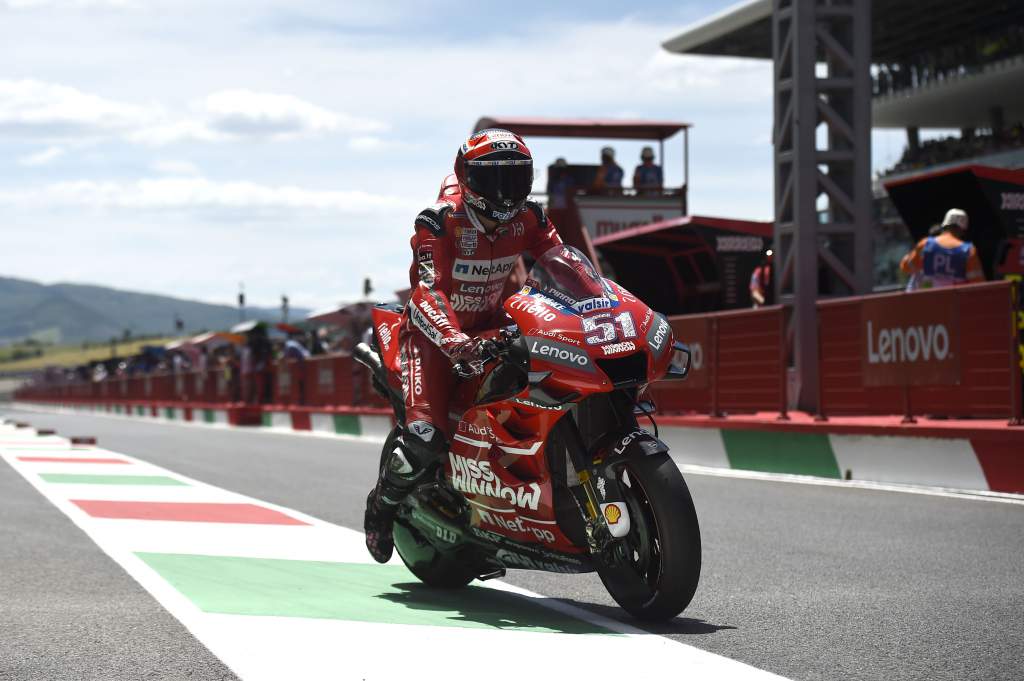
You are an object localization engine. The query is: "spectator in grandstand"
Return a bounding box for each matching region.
[591,146,623,193]
[750,248,774,308]
[283,331,311,361]
[546,158,573,209]
[900,208,984,289]
[633,146,663,195]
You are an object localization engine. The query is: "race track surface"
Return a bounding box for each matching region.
[3,408,1022,681]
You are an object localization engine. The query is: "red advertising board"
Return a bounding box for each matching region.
[669,316,710,389]
[860,289,960,387]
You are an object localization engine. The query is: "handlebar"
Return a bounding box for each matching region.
[452,326,520,379]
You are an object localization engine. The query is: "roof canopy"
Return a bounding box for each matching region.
[662,0,1024,63]
[473,117,690,141]
[594,215,772,314]
[883,165,1024,279]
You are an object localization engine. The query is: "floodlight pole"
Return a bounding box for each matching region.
[772,0,873,412]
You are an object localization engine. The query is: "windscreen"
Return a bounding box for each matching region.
[525,245,608,309]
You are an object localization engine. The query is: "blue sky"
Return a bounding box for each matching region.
[1,0,906,310]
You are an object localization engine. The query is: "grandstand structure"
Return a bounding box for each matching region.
[662,0,1024,411]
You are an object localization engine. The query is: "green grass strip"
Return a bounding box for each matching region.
[40,473,187,486]
[333,414,361,436]
[136,553,611,634]
[721,429,841,478]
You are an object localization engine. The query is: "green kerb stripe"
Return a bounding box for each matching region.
[261,412,272,427]
[721,429,841,478]
[164,407,175,419]
[333,414,361,436]
[136,553,610,634]
[40,473,187,486]
[136,406,145,416]
[203,409,215,423]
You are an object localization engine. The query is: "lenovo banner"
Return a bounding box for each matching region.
[861,290,960,387]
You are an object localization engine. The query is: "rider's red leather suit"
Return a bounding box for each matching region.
[400,175,562,437]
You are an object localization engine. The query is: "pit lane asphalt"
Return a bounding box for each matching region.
[4,408,1023,681]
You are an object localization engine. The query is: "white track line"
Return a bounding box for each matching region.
[1,424,785,681]
[9,405,1022,506]
[676,462,1024,506]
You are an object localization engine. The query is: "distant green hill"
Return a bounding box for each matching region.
[0,276,309,344]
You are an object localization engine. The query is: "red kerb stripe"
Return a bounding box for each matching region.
[71,500,308,525]
[18,456,129,464]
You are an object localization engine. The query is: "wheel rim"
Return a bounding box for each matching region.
[614,465,664,596]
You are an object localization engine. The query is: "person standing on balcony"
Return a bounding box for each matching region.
[633,146,663,195]
[591,146,623,194]
[900,208,984,290]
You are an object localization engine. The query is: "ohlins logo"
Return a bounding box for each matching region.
[449,453,541,510]
[510,299,557,322]
[377,323,392,350]
[866,321,951,363]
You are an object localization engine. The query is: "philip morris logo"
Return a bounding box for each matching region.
[866,321,951,364]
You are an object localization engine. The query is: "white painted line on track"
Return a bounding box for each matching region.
[9,405,1022,506]
[677,462,1024,506]
[1,423,786,681]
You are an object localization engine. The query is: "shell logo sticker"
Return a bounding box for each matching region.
[604,504,621,525]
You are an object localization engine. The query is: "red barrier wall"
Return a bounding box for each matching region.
[818,280,1018,418]
[650,305,787,416]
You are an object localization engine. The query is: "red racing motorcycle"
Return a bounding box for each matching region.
[355,245,700,621]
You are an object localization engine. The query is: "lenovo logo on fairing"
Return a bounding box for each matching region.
[866,320,951,364]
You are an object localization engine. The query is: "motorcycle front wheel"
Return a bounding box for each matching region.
[597,453,701,621]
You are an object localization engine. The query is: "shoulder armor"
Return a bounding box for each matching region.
[524,200,546,226]
[415,200,453,236]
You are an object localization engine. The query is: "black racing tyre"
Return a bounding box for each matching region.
[393,522,475,588]
[597,453,701,621]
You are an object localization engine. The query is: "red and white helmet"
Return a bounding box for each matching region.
[454,128,534,223]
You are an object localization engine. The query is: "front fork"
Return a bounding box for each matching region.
[560,415,630,566]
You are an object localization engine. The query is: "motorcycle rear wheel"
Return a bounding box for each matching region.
[393,521,476,588]
[597,453,701,621]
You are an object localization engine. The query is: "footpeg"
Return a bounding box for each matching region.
[476,568,506,581]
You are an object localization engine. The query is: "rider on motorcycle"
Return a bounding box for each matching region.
[364,128,563,563]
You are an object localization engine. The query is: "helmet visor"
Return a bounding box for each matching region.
[465,159,533,206]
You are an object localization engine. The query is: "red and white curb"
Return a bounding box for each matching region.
[0,423,785,681]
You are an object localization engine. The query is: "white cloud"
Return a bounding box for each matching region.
[132,89,385,145]
[0,79,152,140]
[2,0,135,7]
[0,79,384,146]
[0,176,418,216]
[18,144,64,165]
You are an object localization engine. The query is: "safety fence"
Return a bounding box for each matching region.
[649,305,788,417]
[650,280,1022,423]
[15,282,1024,424]
[15,354,388,410]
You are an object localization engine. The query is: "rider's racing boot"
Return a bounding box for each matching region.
[363,422,446,563]
[364,489,398,564]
